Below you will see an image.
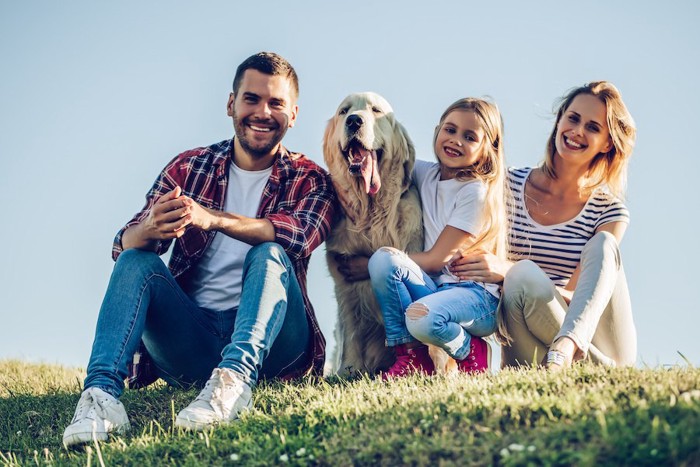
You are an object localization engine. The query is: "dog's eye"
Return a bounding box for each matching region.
[339,107,349,116]
[372,106,382,114]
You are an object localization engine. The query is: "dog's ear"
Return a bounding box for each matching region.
[392,120,416,192]
[322,113,339,169]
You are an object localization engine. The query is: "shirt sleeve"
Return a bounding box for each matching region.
[111,154,183,261]
[594,196,630,231]
[412,159,428,186]
[266,166,337,262]
[447,181,487,236]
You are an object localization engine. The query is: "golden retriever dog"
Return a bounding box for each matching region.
[324,92,455,376]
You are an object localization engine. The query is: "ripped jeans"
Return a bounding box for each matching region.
[368,247,498,361]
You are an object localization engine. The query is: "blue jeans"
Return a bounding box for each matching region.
[368,247,498,360]
[84,243,310,398]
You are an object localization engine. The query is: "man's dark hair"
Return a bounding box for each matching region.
[232,52,299,99]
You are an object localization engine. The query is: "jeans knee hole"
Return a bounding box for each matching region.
[406,303,429,320]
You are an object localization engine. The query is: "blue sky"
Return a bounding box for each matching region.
[1,1,698,369]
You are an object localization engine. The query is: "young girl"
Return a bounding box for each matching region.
[368,97,508,378]
[450,81,637,370]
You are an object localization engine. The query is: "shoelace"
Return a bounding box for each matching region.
[457,342,480,370]
[72,389,104,421]
[194,378,217,403]
[193,370,247,418]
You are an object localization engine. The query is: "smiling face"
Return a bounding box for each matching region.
[433,109,485,180]
[554,93,612,168]
[227,69,298,168]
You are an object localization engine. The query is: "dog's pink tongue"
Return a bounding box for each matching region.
[365,151,381,196]
[349,147,381,196]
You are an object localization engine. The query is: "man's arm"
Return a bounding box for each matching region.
[121,186,191,250]
[180,197,276,245]
[112,154,184,260]
[181,164,335,258]
[266,167,337,261]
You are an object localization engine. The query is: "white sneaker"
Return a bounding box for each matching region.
[175,368,252,430]
[62,387,131,448]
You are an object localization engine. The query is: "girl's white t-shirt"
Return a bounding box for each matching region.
[413,159,499,296]
[189,162,273,311]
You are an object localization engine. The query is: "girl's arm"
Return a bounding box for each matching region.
[557,221,628,303]
[410,225,474,275]
[334,225,471,281]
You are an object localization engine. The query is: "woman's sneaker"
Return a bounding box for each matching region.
[456,336,491,374]
[381,344,436,380]
[175,368,253,430]
[62,387,130,448]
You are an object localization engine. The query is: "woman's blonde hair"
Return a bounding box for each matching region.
[433,97,509,260]
[542,81,636,199]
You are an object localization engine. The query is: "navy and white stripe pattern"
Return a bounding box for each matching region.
[507,167,629,287]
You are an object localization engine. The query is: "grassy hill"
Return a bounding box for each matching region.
[1,359,698,466]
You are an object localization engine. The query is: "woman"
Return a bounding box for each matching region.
[450,81,637,369]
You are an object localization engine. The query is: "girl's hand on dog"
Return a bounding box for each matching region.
[335,254,370,282]
[448,249,511,284]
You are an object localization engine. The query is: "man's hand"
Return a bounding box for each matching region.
[140,186,192,241]
[124,186,219,250]
[447,249,510,283]
[180,196,217,232]
[122,186,192,251]
[335,254,370,282]
[142,188,218,240]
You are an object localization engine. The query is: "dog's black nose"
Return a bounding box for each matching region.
[346,114,363,131]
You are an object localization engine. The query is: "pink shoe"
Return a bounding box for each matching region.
[382,344,435,380]
[457,336,491,374]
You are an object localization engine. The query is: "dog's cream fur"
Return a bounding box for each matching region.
[323,92,423,375]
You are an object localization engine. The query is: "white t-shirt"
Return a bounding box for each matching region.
[189,162,273,310]
[413,160,498,296]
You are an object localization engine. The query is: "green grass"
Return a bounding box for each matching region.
[1,360,699,466]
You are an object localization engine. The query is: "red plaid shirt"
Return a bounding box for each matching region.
[112,138,337,377]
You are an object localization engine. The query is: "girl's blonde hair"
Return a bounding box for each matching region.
[542,81,636,199]
[433,97,509,260]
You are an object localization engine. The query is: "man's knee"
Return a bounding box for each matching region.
[114,248,164,275]
[244,242,291,269]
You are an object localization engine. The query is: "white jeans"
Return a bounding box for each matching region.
[500,231,637,367]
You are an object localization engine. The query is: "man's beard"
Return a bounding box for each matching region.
[233,111,288,158]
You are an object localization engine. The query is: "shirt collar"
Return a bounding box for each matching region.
[220,137,294,181]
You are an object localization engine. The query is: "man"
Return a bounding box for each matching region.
[62,52,336,447]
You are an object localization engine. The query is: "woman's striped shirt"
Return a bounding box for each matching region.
[507,167,629,287]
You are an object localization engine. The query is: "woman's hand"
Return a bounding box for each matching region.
[448,249,511,283]
[335,254,370,282]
